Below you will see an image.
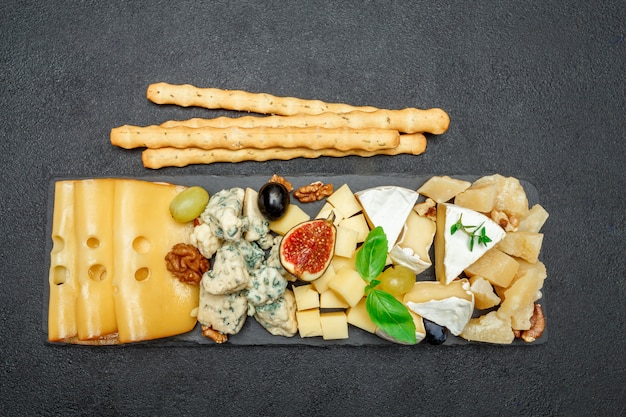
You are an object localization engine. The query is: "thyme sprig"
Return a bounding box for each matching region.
[450,214,492,251]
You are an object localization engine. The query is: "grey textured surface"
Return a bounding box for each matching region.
[1,1,624,416]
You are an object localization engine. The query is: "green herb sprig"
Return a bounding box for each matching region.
[356,227,416,345]
[450,214,492,251]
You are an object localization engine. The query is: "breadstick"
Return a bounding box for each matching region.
[160,107,450,135]
[111,125,400,152]
[141,134,427,169]
[147,82,379,116]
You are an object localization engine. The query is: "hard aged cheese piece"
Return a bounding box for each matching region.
[460,311,515,344]
[320,311,349,340]
[389,210,436,275]
[403,279,474,336]
[319,289,349,309]
[435,203,506,285]
[296,308,323,337]
[48,181,79,342]
[417,175,471,203]
[495,231,544,263]
[497,261,547,329]
[113,180,198,343]
[355,186,420,252]
[464,248,519,288]
[310,263,336,294]
[469,276,501,310]
[517,204,549,233]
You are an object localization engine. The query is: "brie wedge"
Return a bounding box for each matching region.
[435,203,506,285]
[355,186,420,252]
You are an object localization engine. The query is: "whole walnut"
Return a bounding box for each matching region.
[165,243,210,285]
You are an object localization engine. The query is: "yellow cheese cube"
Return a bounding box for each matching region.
[346,297,377,334]
[320,311,349,340]
[327,184,362,219]
[331,255,356,272]
[292,284,320,311]
[339,214,370,243]
[328,267,367,307]
[311,263,336,293]
[334,225,359,258]
[319,289,349,309]
[296,308,323,337]
[315,202,344,225]
[269,204,310,235]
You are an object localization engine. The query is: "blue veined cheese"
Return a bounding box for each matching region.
[235,239,265,272]
[190,222,222,259]
[197,290,248,335]
[201,188,248,241]
[246,264,288,310]
[265,236,284,270]
[243,187,273,250]
[253,289,298,337]
[201,242,250,295]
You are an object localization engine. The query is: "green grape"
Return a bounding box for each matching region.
[169,186,209,223]
[378,265,416,296]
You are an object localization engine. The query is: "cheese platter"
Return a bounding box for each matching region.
[44,173,548,346]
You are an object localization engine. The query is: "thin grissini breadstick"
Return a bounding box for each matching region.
[159,107,450,135]
[141,134,427,169]
[147,82,379,116]
[110,125,400,152]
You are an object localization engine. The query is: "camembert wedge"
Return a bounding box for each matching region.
[435,203,506,285]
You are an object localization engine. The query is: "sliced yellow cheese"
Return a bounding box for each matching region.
[292,284,320,311]
[48,181,79,342]
[328,267,367,308]
[269,204,310,235]
[346,297,377,334]
[73,179,118,340]
[112,180,197,343]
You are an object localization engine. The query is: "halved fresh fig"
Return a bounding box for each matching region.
[279,218,336,281]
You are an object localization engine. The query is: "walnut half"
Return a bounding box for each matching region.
[514,303,546,343]
[294,181,334,203]
[165,243,210,285]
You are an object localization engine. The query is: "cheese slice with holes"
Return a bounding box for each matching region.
[48,181,79,342]
[112,180,196,343]
[47,179,197,343]
[73,179,118,340]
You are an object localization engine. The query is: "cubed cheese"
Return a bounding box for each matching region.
[320,311,349,340]
[328,267,367,307]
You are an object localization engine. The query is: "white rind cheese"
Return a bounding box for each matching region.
[355,186,420,252]
[435,203,506,285]
[406,296,474,336]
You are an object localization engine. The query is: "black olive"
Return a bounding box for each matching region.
[258,182,290,220]
[423,318,448,345]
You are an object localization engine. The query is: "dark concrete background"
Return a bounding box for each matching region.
[1,1,624,416]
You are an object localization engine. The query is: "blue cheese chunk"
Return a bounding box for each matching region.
[243,187,273,249]
[202,188,248,241]
[197,290,248,335]
[253,289,298,337]
[201,242,250,295]
[246,264,288,309]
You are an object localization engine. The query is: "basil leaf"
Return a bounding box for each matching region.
[366,289,416,344]
[356,226,388,283]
